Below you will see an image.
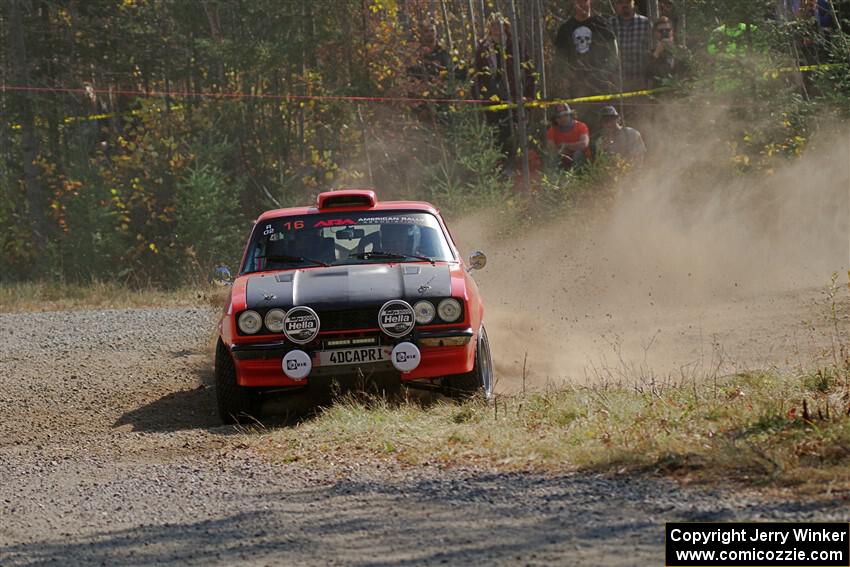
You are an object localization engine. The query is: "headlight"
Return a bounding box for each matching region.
[264,308,286,332]
[413,300,436,324]
[437,298,462,322]
[238,310,263,334]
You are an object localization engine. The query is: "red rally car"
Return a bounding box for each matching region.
[214,189,492,423]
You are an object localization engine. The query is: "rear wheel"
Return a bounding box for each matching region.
[446,326,493,400]
[215,340,257,424]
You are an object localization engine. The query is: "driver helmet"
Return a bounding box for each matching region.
[381,223,415,254]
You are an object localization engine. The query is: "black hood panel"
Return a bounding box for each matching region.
[245,264,453,310]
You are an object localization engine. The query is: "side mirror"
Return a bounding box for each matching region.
[467,250,487,272]
[212,265,233,286]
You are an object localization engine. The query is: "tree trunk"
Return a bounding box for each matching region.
[7,0,48,242]
[439,0,454,55]
[467,0,478,53]
[508,0,530,194]
[202,1,225,89]
[479,0,487,35]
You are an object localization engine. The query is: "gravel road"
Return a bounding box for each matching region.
[1,308,847,566]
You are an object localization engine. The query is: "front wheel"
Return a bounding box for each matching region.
[446,326,494,400]
[215,340,257,424]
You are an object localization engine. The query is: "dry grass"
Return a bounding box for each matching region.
[252,367,850,496]
[0,281,228,312]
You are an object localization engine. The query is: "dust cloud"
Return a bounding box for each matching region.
[452,120,849,390]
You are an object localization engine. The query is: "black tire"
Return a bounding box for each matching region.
[446,326,494,400]
[215,339,257,424]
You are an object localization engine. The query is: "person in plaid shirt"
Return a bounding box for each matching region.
[610,0,653,91]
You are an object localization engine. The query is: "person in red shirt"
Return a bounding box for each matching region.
[545,103,590,170]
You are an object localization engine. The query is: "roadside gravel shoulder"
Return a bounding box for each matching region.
[1,308,846,566]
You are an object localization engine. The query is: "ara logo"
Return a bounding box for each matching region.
[378,300,415,338]
[283,306,320,344]
[314,219,355,228]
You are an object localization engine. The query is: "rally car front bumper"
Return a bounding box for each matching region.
[230,327,476,388]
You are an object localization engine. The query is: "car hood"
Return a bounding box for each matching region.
[242,263,454,310]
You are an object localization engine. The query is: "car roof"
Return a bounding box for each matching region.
[256,200,441,223]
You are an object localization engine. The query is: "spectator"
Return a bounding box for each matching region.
[658,0,685,45]
[408,24,451,85]
[594,105,646,165]
[610,0,654,91]
[407,24,454,122]
[707,21,770,93]
[554,0,618,98]
[474,14,535,157]
[545,103,591,171]
[648,16,688,84]
[791,0,836,65]
[792,0,835,30]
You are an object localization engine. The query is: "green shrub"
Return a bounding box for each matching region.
[174,162,246,284]
[420,113,512,214]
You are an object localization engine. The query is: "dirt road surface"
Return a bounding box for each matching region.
[1,307,847,566]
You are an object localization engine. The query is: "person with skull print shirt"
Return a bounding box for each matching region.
[554,0,617,99]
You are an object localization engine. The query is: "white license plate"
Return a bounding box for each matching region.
[316,347,391,366]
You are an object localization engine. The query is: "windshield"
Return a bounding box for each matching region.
[241,211,456,274]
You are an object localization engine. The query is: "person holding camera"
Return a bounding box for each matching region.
[649,16,687,85]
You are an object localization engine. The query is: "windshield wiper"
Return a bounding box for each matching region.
[265,254,329,267]
[348,250,435,264]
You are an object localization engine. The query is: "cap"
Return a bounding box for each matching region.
[599,105,619,117]
[553,103,575,117]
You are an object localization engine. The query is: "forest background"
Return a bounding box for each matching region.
[1,0,848,287]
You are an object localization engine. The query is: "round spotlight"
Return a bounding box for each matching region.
[378,300,415,338]
[283,306,320,344]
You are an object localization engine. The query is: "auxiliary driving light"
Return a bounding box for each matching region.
[282,349,311,380]
[419,336,471,347]
[391,342,421,373]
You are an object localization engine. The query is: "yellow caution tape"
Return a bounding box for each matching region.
[480,87,666,112]
[9,103,184,131]
[4,63,843,129]
[764,62,844,78]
